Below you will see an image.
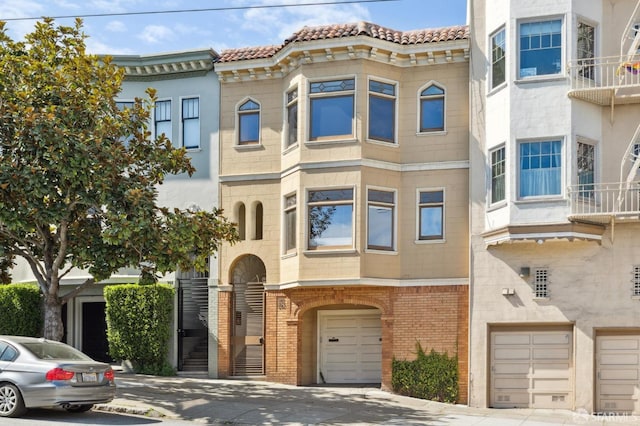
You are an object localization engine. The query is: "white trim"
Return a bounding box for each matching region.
[516,15,565,81]
[307,75,356,143]
[220,159,469,183]
[282,191,298,256]
[264,277,468,290]
[305,185,356,252]
[516,137,565,200]
[73,295,105,352]
[484,231,603,246]
[489,26,506,92]
[282,83,300,151]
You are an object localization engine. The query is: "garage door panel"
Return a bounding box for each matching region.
[532,378,570,391]
[600,369,638,380]
[532,333,570,345]
[320,311,381,384]
[601,353,639,365]
[494,363,530,375]
[600,338,639,351]
[531,363,571,378]
[494,378,529,389]
[596,334,640,414]
[494,348,530,360]
[494,334,530,345]
[491,329,573,409]
[532,348,570,360]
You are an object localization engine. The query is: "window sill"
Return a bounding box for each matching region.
[487,201,507,212]
[514,197,565,204]
[185,147,202,152]
[488,82,507,96]
[414,239,446,245]
[305,138,359,146]
[514,75,567,85]
[303,249,357,256]
[364,248,398,255]
[631,295,640,300]
[282,143,299,155]
[234,143,264,151]
[416,130,447,137]
[366,138,398,148]
[533,296,551,301]
[281,251,297,260]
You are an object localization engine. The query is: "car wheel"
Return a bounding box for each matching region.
[66,404,94,413]
[0,383,27,418]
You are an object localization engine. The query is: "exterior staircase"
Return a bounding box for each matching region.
[180,337,208,372]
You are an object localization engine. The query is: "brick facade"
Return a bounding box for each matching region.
[218,284,469,403]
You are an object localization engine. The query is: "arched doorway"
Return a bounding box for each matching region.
[230,254,266,376]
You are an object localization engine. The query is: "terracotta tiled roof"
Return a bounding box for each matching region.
[217,45,280,63]
[217,21,468,63]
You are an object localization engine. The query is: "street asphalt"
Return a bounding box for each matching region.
[93,373,623,425]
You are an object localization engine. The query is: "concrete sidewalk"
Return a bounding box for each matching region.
[96,374,621,425]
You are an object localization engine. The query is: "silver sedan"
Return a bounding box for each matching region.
[0,335,116,418]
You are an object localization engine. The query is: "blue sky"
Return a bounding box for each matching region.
[0,0,468,55]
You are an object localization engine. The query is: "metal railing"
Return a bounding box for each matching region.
[567,55,640,95]
[568,182,640,219]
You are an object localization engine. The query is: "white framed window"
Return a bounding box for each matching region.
[519,18,562,78]
[490,146,506,204]
[417,189,444,241]
[367,187,396,251]
[368,78,397,143]
[577,138,596,198]
[418,82,445,133]
[490,27,506,89]
[307,188,354,250]
[154,99,172,144]
[519,139,563,198]
[633,266,640,297]
[285,88,298,149]
[577,20,596,80]
[237,98,260,145]
[533,268,549,298]
[284,193,297,253]
[182,97,199,149]
[309,78,355,141]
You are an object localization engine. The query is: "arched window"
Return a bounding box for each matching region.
[419,84,445,133]
[254,202,263,240]
[237,99,260,145]
[237,203,246,240]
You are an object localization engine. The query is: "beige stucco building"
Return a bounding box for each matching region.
[469,0,640,413]
[212,22,471,399]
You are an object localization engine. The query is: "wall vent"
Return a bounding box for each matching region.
[552,395,565,402]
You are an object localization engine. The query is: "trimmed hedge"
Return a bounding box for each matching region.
[391,342,459,403]
[0,284,42,336]
[104,284,175,375]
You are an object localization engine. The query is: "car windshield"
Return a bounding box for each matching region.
[21,342,92,361]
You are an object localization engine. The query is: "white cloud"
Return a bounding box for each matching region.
[137,24,174,44]
[106,20,126,32]
[85,38,136,55]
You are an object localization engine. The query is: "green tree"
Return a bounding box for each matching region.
[0,18,238,341]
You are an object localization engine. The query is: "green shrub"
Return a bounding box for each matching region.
[104,284,175,375]
[0,284,42,336]
[391,342,459,403]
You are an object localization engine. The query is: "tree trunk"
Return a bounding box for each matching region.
[43,293,64,341]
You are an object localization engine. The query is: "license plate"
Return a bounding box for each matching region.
[82,373,97,382]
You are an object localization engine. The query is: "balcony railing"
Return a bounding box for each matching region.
[568,182,640,222]
[567,55,640,105]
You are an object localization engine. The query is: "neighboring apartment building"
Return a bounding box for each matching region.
[469,0,640,413]
[11,48,220,373]
[213,22,470,399]
[112,49,220,373]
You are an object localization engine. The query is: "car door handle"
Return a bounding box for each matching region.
[328,338,339,342]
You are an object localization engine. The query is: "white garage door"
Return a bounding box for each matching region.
[491,328,573,409]
[596,334,640,414]
[318,310,381,384]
